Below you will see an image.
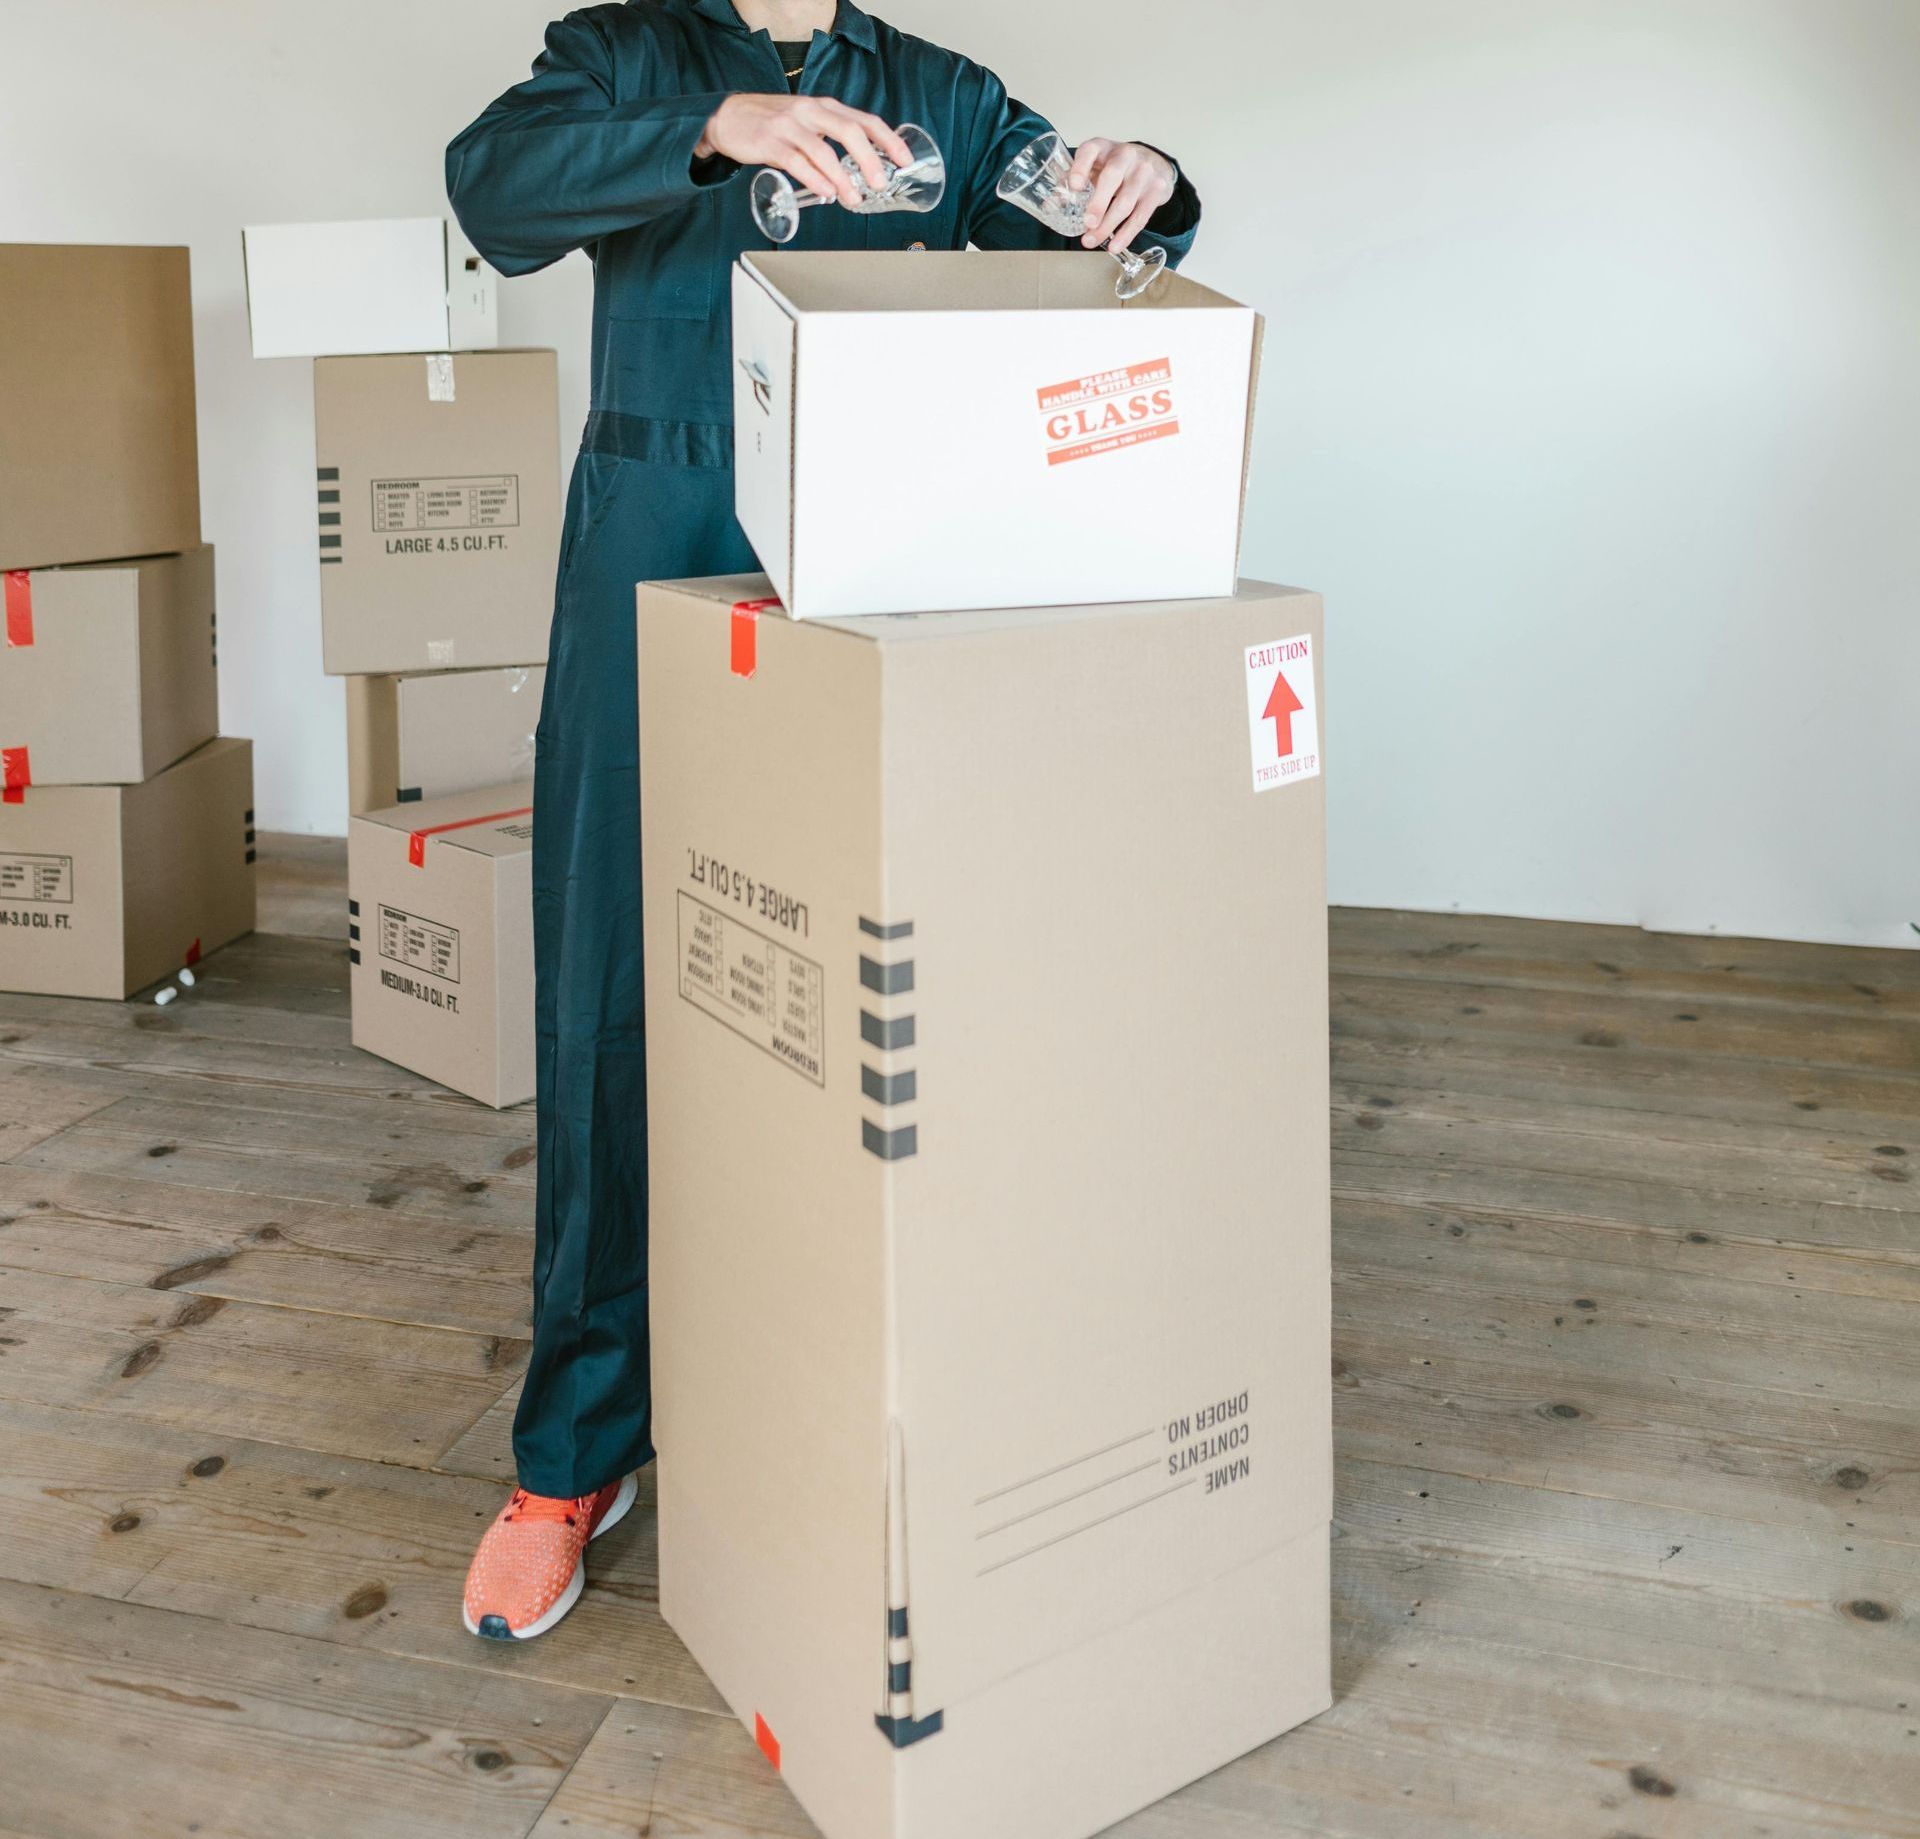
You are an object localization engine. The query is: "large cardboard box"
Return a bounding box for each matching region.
[0,243,202,572]
[347,784,534,1108]
[314,349,561,676]
[637,575,1331,1839]
[344,665,544,815]
[0,737,255,1000]
[243,218,498,360]
[1,547,218,788]
[732,252,1261,619]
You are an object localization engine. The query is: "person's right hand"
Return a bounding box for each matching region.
[697,94,914,206]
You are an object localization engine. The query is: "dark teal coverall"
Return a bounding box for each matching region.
[447,0,1201,1498]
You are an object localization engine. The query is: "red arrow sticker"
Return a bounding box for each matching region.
[2,744,30,803]
[1244,636,1320,793]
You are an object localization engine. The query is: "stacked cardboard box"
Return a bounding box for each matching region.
[244,219,559,1104]
[0,244,256,1000]
[635,253,1331,1839]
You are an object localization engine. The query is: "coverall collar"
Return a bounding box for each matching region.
[686,0,878,53]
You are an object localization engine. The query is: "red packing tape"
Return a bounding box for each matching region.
[753,1712,781,1771]
[730,596,782,679]
[4,571,31,648]
[407,804,533,867]
[2,744,29,802]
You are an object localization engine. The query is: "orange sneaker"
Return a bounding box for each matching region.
[461,1473,638,1642]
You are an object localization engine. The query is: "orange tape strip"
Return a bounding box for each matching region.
[4,571,31,648]
[730,596,782,680]
[406,805,532,868]
[753,1711,781,1771]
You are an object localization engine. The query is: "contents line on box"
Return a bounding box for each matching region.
[976,1478,1198,1577]
[973,1425,1160,1507]
[975,1455,1165,1540]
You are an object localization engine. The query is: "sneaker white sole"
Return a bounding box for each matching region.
[462,1470,639,1642]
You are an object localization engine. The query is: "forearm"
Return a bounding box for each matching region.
[445,16,736,276]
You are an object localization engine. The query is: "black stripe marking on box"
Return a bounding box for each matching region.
[860,955,913,996]
[320,556,343,566]
[317,488,341,504]
[348,923,361,942]
[862,1066,916,1106]
[348,947,361,965]
[859,917,914,941]
[860,1011,915,1051]
[245,849,257,865]
[347,897,359,916]
[396,786,422,804]
[888,1606,909,1639]
[888,1660,911,1694]
[874,1710,943,1749]
[863,1120,918,1161]
[318,512,341,527]
[245,829,256,844]
[319,534,342,549]
[317,467,340,482]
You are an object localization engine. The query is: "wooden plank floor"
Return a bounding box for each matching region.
[1,838,1915,1838]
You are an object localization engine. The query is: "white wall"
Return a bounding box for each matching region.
[4,1,1913,947]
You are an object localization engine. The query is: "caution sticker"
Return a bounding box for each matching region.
[1244,636,1320,793]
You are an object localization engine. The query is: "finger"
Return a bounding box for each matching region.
[1081,156,1132,241]
[784,128,861,207]
[1107,200,1157,256]
[830,117,889,194]
[781,134,857,207]
[1067,136,1112,195]
[860,111,916,169]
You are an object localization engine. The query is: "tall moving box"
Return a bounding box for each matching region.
[637,575,1331,1839]
[0,243,202,571]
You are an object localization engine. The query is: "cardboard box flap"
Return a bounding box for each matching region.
[358,780,533,860]
[741,250,1247,316]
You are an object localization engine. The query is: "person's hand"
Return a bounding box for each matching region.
[698,94,914,206]
[1067,141,1177,252]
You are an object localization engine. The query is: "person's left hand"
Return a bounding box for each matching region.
[1068,141,1177,252]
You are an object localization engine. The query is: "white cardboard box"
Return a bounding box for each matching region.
[731,251,1262,620]
[243,218,498,360]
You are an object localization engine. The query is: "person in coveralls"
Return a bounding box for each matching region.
[448,0,1201,1641]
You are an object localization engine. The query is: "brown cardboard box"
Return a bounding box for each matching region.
[0,243,202,571]
[1,547,218,788]
[314,350,561,676]
[637,575,1331,1839]
[0,737,255,1000]
[344,665,544,815]
[347,784,534,1107]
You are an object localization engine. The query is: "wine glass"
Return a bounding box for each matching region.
[995,130,1167,299]
[750,122,946,245]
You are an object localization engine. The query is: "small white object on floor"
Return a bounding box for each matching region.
[154,986,178,1007]
[179,968,197,987]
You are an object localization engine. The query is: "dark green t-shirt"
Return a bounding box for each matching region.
[773,40,810,92]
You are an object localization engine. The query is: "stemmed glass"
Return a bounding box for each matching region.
[996,130,1168,299]
[750,122,947,245]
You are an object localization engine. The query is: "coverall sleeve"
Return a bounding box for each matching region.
[446,10,736,276]
[959,68,1202,265]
